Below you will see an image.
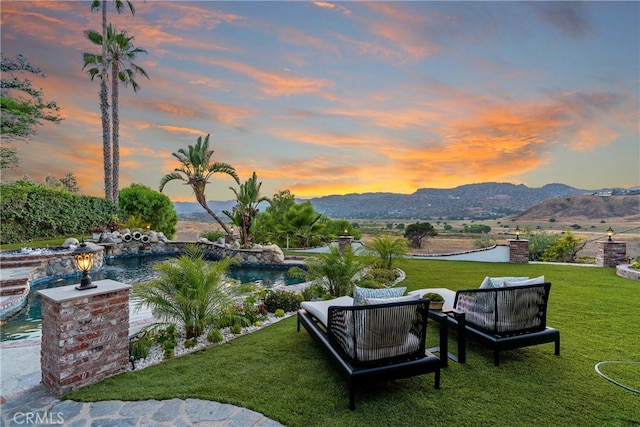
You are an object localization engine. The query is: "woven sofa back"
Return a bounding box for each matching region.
[327,299,429,366]
[454,283,552,336]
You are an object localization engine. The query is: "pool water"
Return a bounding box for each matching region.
[0,255,303,341]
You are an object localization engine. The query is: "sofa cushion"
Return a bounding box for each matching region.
[353,285,406,306]
[300,296,354,327]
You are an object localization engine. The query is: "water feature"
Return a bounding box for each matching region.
[1,255,303,342]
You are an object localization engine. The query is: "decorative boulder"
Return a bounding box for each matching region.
[62,238,80,248]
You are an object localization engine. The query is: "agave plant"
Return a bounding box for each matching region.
[132,246,241,338]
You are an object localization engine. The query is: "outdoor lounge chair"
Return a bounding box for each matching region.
[297,296,441,409]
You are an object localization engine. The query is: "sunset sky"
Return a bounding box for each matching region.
[2,1,639,202]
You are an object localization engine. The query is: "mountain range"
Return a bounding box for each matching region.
[174,182,639,221]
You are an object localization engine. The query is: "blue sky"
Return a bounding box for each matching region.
[2,1,638,201]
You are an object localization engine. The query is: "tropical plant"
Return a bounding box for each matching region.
[404,222,437,249]
[159,134,239,237]
[87,0,136,201]
[83,23,148,203]
[281,202,324,248]
[118,183,178,238]
[364,234,409,270]
[289,245,371,298]
[0,54,62,171]
[320,218,362,240]
[252,190,296,245]
[223,172,270,246]
[132,246,241,339]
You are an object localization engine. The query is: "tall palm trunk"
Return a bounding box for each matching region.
[194,190,233,236]
[100,1,113,202]
[99,79,112,201]
[111,62,119,203]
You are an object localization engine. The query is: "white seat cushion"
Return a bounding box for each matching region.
[301,296,354,327]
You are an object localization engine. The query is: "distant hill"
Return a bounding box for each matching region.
[307,183,591,219]
[175,182,638,221]
[513,195,640,221]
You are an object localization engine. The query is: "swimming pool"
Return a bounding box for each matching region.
[0,255,303,341]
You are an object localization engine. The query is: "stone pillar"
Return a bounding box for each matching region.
[509,239,529,264]
[38,279,131,396]
[338,236,354,253]
[596,241,627,267]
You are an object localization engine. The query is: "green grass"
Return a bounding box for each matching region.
[0,236,91,250]
[66,259,640,426]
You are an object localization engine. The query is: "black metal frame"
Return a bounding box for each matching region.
[450,282,560,366]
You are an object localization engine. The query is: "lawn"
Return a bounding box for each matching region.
[67,259,640,426]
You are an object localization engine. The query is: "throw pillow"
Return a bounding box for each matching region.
[363,293,420,305]
[353,284,406,306]
[503,275,545,287]
[475,276,529,312]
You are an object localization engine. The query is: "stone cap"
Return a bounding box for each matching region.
[37,279,131,302]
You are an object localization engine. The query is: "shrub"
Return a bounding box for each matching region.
[163,349,174,359]
[354,268,397,289]
[119,183,178,239]
[275,309,285,318]
[133,246,241,339]
[230,323,242,334]
[264,290,303,313]
[201,230,225,242]
[206,329,224,343]
[301,283,331,301]
[129,332,152,361]
[184,337,198,349]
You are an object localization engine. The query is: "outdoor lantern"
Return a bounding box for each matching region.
[343,228,349,235]
[74,241,97,290]
[607,227,614,242]
[514,226,521,240]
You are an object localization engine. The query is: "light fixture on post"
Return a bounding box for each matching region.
[343,228,349,236]
[607,226,614,242]
[514,226,521,240]
[74,241,97,291]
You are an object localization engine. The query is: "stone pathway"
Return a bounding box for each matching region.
[1,385,284,426]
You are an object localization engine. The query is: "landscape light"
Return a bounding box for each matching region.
[74,241,97,290]
[514,226,521,240]
[607,227,614,242]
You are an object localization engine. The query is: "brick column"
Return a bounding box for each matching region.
[596,241,627,267]
[509,239,529,263]
[38,279,131,396]
[338,236,353,253]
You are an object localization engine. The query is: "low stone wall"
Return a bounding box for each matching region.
[616,264,640,281]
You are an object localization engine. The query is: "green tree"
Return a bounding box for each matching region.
[404,222,437,249]
[252,190,295,245]
[464,224,492,233]
[84,24,148,203]
[282,201,324,248]
[118,183,178,238]
[88,0,136,201]
[132,246,241,339]
[1,54,62,170]
[159,134,239,237]
[290,245,370,298]
[365,234,409,270]
[542,230,586,263]
[223,172,269,246]
[526,230,558,261]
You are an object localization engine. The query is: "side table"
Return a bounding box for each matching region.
[427,305,466,367]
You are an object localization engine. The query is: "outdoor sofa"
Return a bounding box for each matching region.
[410,276,560,366]
[297,289,441,409]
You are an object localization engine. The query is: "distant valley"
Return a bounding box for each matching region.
[174,182,639,221]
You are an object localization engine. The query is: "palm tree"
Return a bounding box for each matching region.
[88,0,135,202]
[132,246,241,339]
[364,234,409,271]
[223,172,270,245]
[289,245,370,298]
[281,202,324,248]
[159,134,240,237]
[84,25,148,204]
